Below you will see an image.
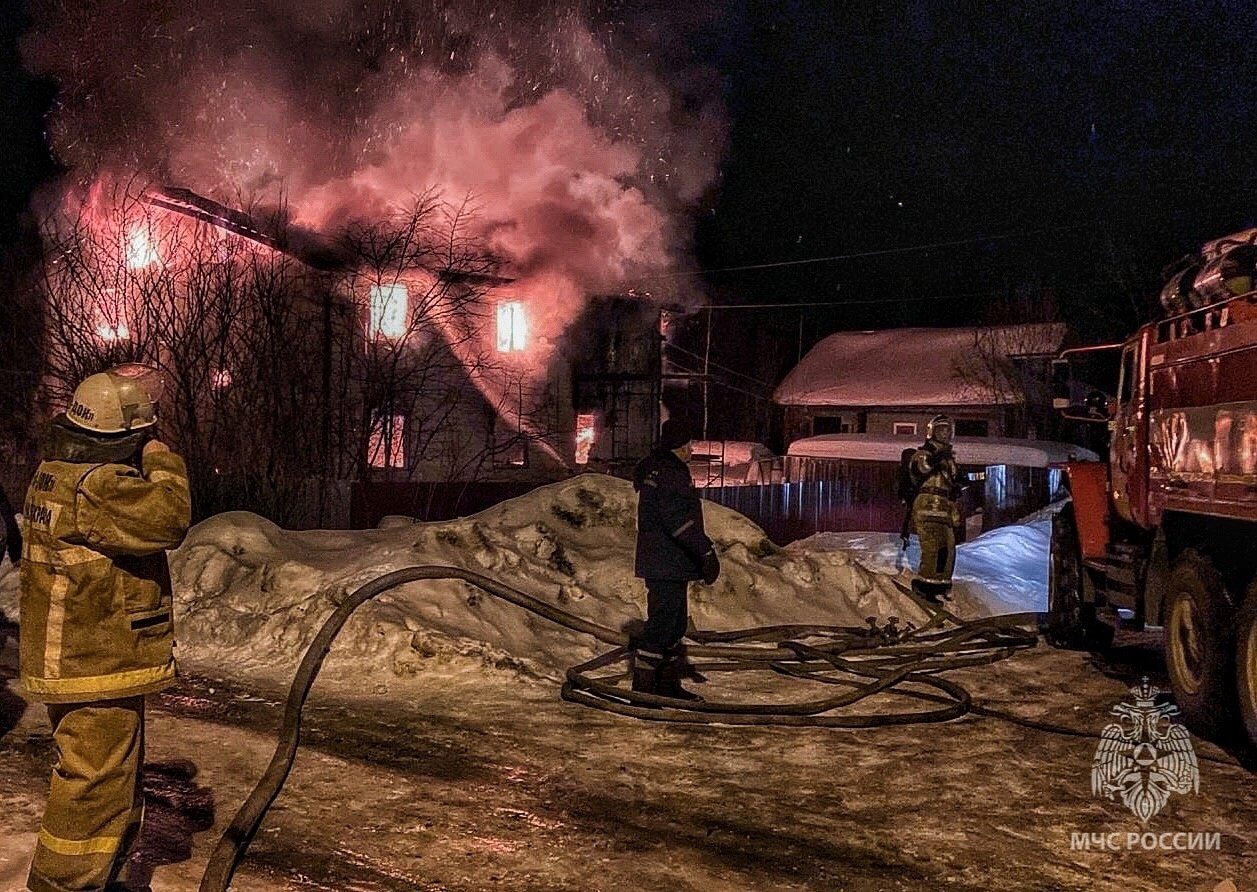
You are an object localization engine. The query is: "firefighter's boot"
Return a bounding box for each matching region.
[911,578,951,605]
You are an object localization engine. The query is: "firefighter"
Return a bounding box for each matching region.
[20,364,191,892]
[631,416,719,700]
[910,414,961,604]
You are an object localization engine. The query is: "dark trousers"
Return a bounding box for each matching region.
[640,578,689,656]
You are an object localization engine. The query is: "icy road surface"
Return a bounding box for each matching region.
[1,476,1253,890]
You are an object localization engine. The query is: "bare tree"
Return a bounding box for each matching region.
[952,323,1066,439]
[30,180,527,526]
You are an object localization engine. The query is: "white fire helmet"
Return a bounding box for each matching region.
[65,364,164,434]
[927,414,954,445]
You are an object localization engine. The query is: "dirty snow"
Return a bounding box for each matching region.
[5,480,1257,892]
[1,475,941,688]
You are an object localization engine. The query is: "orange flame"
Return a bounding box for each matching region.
[124,223,159,269]
[575,413,596,465]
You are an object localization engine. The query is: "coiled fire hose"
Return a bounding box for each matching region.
[199,565,1047,892]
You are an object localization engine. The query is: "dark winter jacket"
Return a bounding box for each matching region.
[633,447,714,581]
[0,484,19,566]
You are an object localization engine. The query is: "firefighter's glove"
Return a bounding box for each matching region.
[701,549,720,585]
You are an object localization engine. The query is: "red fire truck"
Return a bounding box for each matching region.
[1049,228,1257,748]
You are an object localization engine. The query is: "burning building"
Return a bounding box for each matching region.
[40,184,663,525]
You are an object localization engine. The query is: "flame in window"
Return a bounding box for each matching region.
[95,321,130,342]
[575,413,597,465]
[211,368,233,389]
[368,284,408,339]
[124,224,159,270]
[496,301,527,352]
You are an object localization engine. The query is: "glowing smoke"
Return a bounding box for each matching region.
[22,1,726,308]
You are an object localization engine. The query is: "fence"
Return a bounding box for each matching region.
[701,458,1061,546]
[348,461,1062,545]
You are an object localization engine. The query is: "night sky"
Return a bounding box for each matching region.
[3,1,1256,344]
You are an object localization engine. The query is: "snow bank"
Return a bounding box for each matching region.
[798,518,1051,614]
[0,476,936,687]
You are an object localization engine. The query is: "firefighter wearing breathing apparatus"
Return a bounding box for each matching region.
[631,416,720,700]
[909,414,962,604]
[19,364,191,892]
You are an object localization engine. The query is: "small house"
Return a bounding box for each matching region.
[773,324,1069,444]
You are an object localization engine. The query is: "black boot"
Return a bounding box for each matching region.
[656,659,702,701]
[630,646,661,695]
[912,578,949,605]
[631,665,659,694]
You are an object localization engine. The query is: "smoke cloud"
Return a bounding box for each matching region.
[23,1,726,302]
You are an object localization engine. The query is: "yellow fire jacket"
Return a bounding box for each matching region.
[910,443,962,528]
[19,447,191,703]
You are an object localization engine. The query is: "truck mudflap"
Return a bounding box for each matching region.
[1061,461,1111,560]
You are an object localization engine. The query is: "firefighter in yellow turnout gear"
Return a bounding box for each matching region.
[19,365,191,892]
[909,415,961,604]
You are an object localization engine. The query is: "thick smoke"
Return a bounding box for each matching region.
[23,0,725,301]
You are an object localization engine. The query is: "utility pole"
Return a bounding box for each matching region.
[703,305,712,441]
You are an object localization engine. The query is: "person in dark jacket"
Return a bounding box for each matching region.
[631,416,720,699]
[0,483,19,656]
[1,483,20,567]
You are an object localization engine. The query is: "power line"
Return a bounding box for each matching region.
[645,223,1094,282]
[666,344,776,390]
[698,291,990,310]
[665,358,772,403]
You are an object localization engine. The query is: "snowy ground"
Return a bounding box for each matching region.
[799,518,1052,615]
[1,476,1253,891]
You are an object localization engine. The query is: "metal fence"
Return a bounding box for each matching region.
[348,460,1062,545]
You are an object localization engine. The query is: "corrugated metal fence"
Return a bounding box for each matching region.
[350,460,1061,545]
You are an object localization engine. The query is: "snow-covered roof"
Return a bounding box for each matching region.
[786,434,1098,468]
[690,440,773,464]
[773,324,1068,407]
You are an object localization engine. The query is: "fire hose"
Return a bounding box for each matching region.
[198,565,1050,892]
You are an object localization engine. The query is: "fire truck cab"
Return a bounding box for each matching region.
[1049,230,1257,749]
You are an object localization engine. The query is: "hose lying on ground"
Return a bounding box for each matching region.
[198,565,1043,892]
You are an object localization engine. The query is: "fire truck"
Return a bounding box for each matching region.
[1048,228,1257,748]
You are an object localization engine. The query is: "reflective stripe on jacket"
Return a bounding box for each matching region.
[19,450,191,703]
[910,442,961,528]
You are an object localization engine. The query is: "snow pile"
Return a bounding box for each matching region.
[0,476,935,686]
[799,519,1051,613]
[0,477,1052,691]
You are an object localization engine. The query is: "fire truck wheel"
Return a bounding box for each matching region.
[1235,583,1257,749]
[1165,549,1237,740]
[1047,504,1113,651]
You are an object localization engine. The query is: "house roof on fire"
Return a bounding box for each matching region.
[773,323,1068,408]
